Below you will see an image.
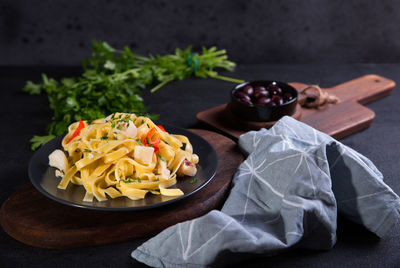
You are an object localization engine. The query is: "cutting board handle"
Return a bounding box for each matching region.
[324,74,395,104]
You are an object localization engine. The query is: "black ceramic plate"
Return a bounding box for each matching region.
[28,126,218,211]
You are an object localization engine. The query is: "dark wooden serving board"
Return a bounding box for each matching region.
[197,74,395,140]
[0,129,243,249]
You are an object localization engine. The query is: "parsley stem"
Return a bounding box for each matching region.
[150,77,174,93]
[207,72,245,84]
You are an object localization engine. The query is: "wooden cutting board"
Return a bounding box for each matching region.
[0,129,244,249]
[197,74,395,140]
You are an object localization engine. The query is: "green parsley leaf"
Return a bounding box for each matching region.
[30,135,55,151]
[104,60,116,70]
[84,149,92,153]
[23,81,42,95]
[189,177,197,184]
[137,177,141,183]
[159,155,165,161]
[23,41,242,150]
[101,136,108,140]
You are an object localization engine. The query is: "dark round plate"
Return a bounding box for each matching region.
[28,126,218,211]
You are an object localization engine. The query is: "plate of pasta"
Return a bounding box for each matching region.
[28,113,218,211]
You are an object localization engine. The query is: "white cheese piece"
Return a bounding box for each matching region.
[124,120,137,138]
[134,146,154,165]
[103,114,113,123]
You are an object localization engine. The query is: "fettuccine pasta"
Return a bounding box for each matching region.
[48,113,199,202]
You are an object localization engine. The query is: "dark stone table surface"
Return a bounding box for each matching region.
[1,64,399,267]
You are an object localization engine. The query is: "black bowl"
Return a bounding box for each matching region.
[228,80,298,122]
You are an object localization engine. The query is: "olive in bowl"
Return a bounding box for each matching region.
[228,80,298,122]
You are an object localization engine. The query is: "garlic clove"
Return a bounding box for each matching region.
[49,149,69,175]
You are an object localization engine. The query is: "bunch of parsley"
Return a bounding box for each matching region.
[23,41,243,150]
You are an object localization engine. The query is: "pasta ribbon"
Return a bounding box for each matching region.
[48,113,199,202]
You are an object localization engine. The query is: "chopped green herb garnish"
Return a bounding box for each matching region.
[159,155,165,161]
[189,177,197,184]
[137,177,141,183]
[84,149,92,153]
[162,139,169,145]
[120,178,134,183]
[114,136,118,140]
[141,119,145,125]
[136,139,143,145]
[116,124,122,130]
[155,177,160,181]
[149,144,153,147]
[101,136,108,140]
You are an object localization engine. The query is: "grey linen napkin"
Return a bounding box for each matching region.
[132,116,400,267]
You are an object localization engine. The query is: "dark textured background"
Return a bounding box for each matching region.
[1,0,400,65]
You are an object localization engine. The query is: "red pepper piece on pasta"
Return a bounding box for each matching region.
[156,125,166,132]
[142,127,161,153]
[66,119,85,144]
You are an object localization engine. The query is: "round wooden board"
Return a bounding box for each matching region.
[0,129,244,249]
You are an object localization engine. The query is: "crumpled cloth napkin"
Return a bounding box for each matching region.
[132,116,400,267]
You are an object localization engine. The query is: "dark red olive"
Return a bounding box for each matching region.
[254,85,266,92]
[235,90,248,99]
[239,94,251,101]
[283,92,293,102]
[256,97,272,106]
[240,97,253,105]
[253,89,269,99]
[242,85,254,96]
[267,85,282,95]
[272,95,283,105]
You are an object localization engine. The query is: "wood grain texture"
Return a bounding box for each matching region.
[0,129,244,249]
[197,74,395,140]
